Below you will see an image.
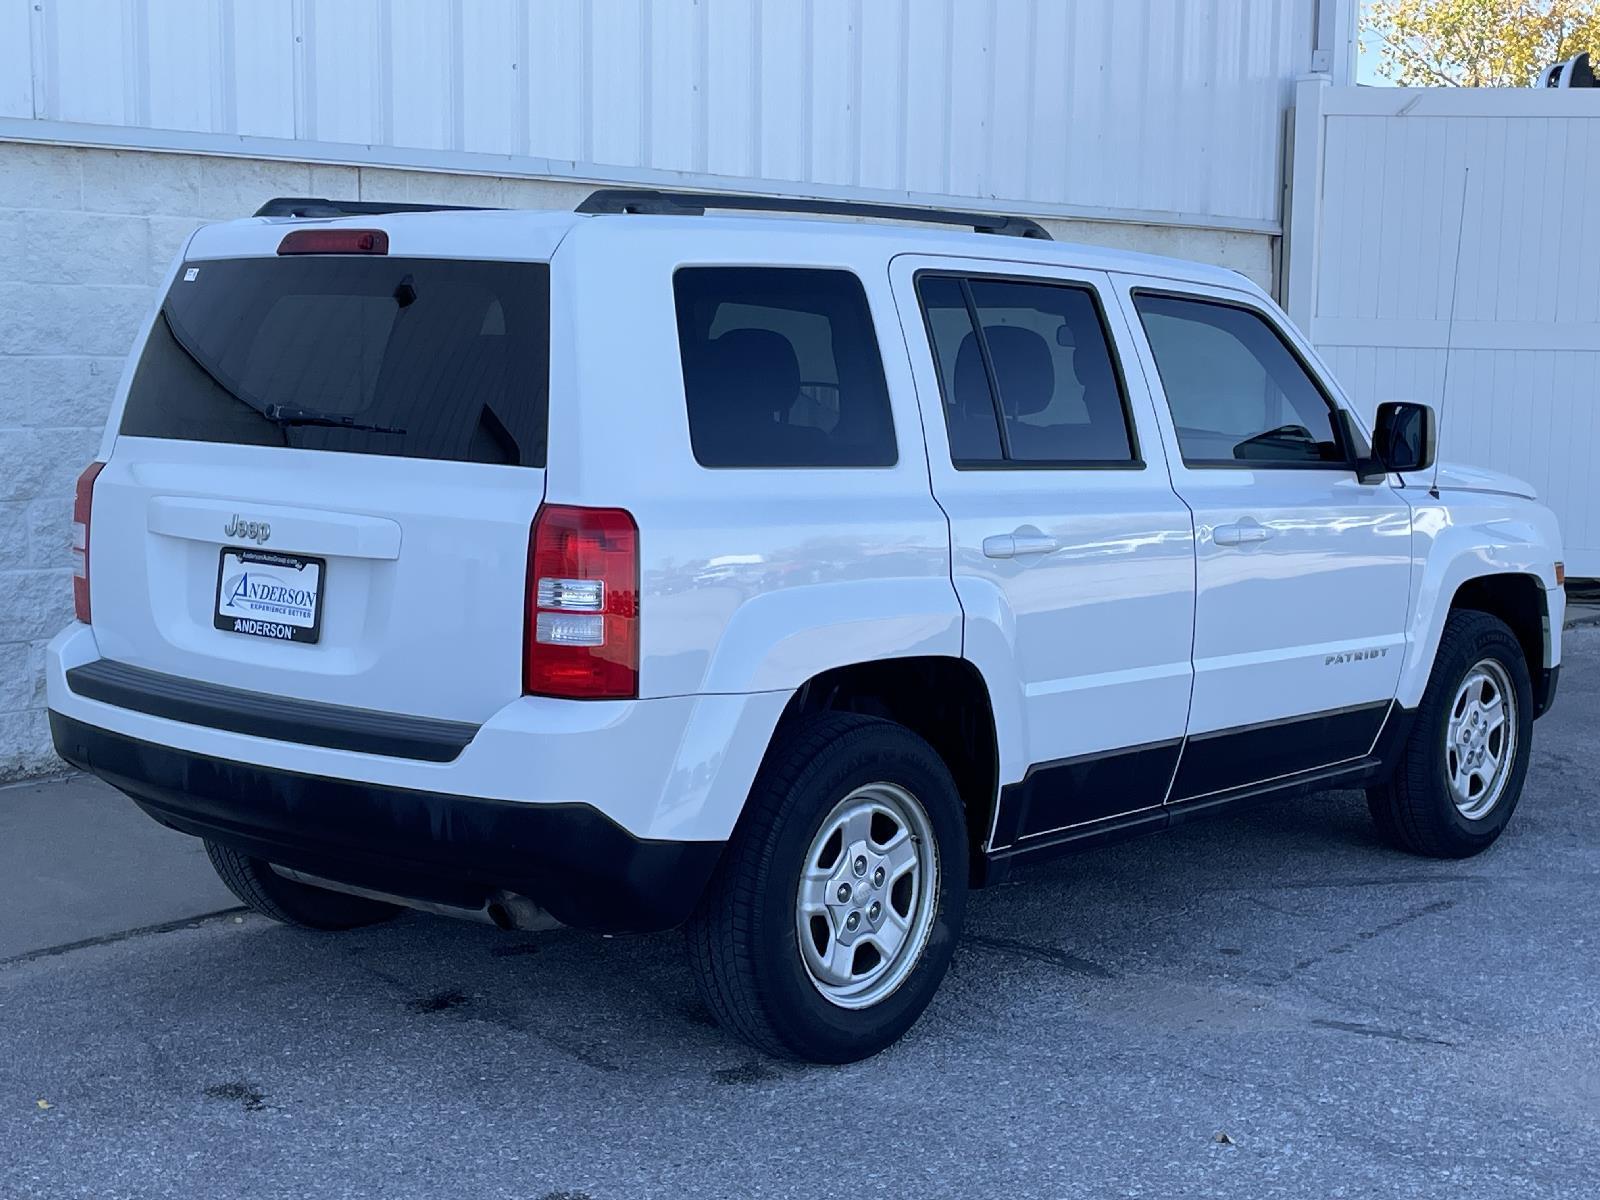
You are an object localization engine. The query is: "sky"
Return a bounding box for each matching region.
[1355,2,1391,85]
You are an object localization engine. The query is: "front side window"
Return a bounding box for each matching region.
[917,275,1138,467]
[1133,293,1345,467]
[673,268,897,468]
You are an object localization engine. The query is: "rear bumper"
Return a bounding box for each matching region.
[50,711,722,933]
[44,624,789,846]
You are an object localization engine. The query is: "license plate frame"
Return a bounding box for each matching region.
[214,547,326,644]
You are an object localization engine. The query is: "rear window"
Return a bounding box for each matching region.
[917,274,1138,467]
[673,267,897,468]
[121,256,550,467]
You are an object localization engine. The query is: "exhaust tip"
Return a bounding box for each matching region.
[486,892,562,933]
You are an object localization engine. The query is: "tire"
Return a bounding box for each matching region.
[685,713,968,1063]
[205,840,400,930]
[1367,610,1534,858]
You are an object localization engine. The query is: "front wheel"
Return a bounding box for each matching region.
[1367,610,1535,858]
[685,713,967,1063]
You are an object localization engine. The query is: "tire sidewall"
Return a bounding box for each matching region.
[753,725,968,1062]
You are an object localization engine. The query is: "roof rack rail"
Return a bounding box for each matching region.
[253,197,500,218]
[575,188,1053,240]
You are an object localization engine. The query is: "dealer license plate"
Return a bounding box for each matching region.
[214,548,325,644]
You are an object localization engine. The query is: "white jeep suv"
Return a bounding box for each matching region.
[47,190,1565,1063]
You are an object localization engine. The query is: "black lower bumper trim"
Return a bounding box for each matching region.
[50,712,723,934]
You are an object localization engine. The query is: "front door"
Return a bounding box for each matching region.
[1112,276,1413,803]
[890,256,1196,851]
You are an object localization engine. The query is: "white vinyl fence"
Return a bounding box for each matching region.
[1286,80,1600,577]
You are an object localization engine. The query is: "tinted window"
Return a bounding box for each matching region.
[1134,294,1344,466]
[674,268,896,468]
[918,276,1003,462]
[917,275,1137,466]
[122,257,549,466]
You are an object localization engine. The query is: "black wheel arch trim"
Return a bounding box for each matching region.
[1534,664,1560,719]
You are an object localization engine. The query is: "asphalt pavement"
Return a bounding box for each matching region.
[4,629,1599,1199]
[0,776,235,962]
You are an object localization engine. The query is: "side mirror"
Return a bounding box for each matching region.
[1334,409,1387,484]
[1373,401,1436,474]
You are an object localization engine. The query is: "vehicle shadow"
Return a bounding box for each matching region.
[68,783,1505,1092]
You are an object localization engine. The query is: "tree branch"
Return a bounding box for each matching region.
[1368,26,1468,85]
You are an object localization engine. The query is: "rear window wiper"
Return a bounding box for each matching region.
[262,405,406,435]
[160,310,281,433]
[159,312,405,437]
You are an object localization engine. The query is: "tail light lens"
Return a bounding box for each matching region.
[524,505,639,699]
[72,461,105,624]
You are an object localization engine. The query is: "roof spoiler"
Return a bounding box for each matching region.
[254,197,499,218]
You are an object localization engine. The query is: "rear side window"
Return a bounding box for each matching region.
[1133,293,1344,467]
[122,256,550,467]
[673,267,897,468]
[917,274,1138,467]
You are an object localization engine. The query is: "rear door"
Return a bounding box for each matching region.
[889,256,1195,851]
[1111,276,1412,802]
[90,246,551,723]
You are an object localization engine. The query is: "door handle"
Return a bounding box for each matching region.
[982,532,1060,559]
[1213,520,1271,547]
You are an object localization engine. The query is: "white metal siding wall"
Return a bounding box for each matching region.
[3,0,1314,231]
[1288,85,1600,577]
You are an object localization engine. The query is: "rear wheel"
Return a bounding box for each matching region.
[1367,610,1534,858]
[685,713,967,1063]
[205,841,400,930]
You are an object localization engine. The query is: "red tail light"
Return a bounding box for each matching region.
[72,462,105,624]
[277,228,389,255]
[524,505,639,699]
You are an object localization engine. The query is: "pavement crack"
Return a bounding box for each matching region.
[471,1002,622,1073]
[966,934,1115,979]
[1279,899,1458,981]
[1310,1018,1455,1048]
[0,908,248,970]
[1245,895,1312,918]
[1208,875,1481,893]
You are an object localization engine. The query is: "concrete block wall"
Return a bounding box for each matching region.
[0,138,1271,782]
